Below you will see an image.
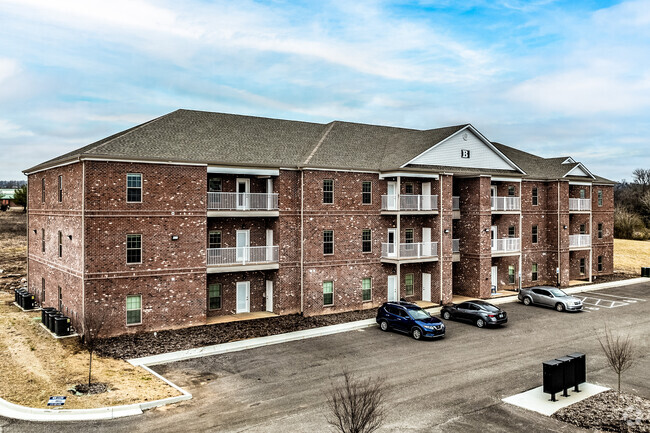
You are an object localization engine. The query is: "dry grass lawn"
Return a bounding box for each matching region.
[614,238,650,274]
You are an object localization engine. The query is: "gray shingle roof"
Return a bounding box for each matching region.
[24,109,613,183]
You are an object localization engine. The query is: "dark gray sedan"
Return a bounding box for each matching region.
[518,286,583,312]
[440,300,508,328]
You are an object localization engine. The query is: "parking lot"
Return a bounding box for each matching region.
[2,281,649,433]
[574,291,647,312]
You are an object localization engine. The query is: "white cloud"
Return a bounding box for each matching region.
[0,119,33,138]
[0,58,19,83]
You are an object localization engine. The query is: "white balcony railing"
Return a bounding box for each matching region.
[381,242,438,259]
[452,239,460,253]
[491,196,521,211]
[207,192,279,211]
[207,246,279,266]
[491,238,520,253]
[569,198,591,211]
[569,234,591,248]
[381,195,438,211]
[452,196,460,210]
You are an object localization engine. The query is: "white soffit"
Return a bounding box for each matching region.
[564,163,595,179]
[379,171,439,179]
[208,166,280,176]
[491,176,522,182]
[403,126,525,173]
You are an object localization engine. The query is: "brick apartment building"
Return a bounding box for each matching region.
[24,109,614,337]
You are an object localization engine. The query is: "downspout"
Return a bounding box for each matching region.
[300,168,304,314]
[439,175,444,303]
[396,176,401,300]
[25,177,29,293]
[518,184,523,292]
[589,184,593,282]
[557,182,561,287]
[81,160,86,332]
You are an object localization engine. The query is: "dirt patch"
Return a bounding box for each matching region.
[568,272,639,288]
[615,239,650,275]
[0,208,27,290]
[552,390,650,432]
[97,309,377,360]
[0,290,181,409]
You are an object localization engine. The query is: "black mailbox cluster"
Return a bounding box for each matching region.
[14,288,35,310]
[41,308,71,337]
[543,352,586,401]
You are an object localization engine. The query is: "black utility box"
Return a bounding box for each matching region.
[543,359,564,401]
[16,289,27,307]
[47,312,62,332]
[567,352,586,390]
[556,356,575,396]
[20,293,35,310]
[41,307,56,325]
[54,316,71,337]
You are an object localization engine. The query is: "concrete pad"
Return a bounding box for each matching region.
[502,383,609,416]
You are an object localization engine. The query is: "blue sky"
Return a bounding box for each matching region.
[0,0,648,181]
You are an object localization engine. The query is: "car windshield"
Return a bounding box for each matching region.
[549,289,567,297]
[408,309,430,320]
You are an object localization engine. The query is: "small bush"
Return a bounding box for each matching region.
[614,208,645,239]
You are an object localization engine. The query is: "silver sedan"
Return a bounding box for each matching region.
[518,286,583,312]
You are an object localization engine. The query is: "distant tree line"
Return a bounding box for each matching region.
[614,168,650,240]
[0,180,26,188]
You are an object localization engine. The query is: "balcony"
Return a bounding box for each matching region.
[569,198,591,212]
[569,234,591,250]
[381,242,438,264]
[381,195,438,214]
[452,196,460,219]
[452,238,460,262]
[207,246,279,273]
[491,238,520,256]
[491,196,520,212]
[207,192,279,217]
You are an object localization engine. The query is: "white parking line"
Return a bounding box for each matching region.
[577,295,630,309]
[587,292,647,302]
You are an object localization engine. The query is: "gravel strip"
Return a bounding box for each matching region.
[552,390,650,432]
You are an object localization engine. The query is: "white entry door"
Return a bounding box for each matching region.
[490,185,498,209]
[266,229,274,261]
[387,275,398,302]
[387,228,397,257]
[236,281,250,313]
[491,226,497,251]
[236,229,250,262]
[422,227,431,256]
[237,178,250,210]
[422,273,431,302]
[265,280,273,312]
[491,266,498,291]
[387,181,397,210]
[422,182,431,210]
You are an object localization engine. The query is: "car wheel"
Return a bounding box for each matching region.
[411,327,422,340]
[379,320,389,331]
[523,297,532,306]
[442,311,451,320]
[556,303,565,312]
[476,318,485,328]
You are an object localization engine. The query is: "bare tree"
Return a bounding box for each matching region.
[81,307,109,388]
[597,327,637,403]
[326,370,387,433]
[632,168,650,195]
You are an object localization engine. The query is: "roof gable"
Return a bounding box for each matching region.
[564,163,595,179]
[404,126,524,173]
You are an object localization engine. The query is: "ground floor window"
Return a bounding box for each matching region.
[323,281,333,306]
[405,273,414,296]
[579,258,586,275]
[126,295,142,325]
[58,286,62,311]
[209,283,222,310]
[362,278,372,301]
[598,256,603,272]
[508,266,515,284]
[41,278,45,303]
[532,263,538,281]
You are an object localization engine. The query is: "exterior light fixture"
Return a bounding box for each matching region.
[171,235,179,241]
[67,235,72,240]
[563,225,568,230]
[444,229,450,234]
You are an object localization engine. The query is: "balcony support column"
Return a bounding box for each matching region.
[396,176,401,299]
[589,184,593,282]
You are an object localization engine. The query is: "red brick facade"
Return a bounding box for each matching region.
[26,161,614,337]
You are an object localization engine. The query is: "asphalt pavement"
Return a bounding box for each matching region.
[2,282,649,433]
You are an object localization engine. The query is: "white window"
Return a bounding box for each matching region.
[126,295,142,325]
[126,234,142,264]
[127,173,142,202]
[323,281,333,306]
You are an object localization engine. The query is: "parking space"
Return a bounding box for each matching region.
[573,291,646,312]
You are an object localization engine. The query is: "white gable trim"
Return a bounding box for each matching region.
[379,171,439,180]
[564,163,595,179]
[491,176,522,182]
[562,157,576,164]
[401,125,526,174]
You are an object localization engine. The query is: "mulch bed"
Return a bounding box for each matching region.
[553,390,650,432]
[95,309,377,360]
[71,382,109,396]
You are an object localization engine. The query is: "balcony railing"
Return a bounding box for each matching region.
[452,196,460,210]
[381,242,438,259]
[491,238,520,253]
[491,196,520,211]
[207,192,279,211]
[207,246,279,266]
[569,198,591,211]
[381,195,438,211]
[452,239,460,253]
[569,234,591,248]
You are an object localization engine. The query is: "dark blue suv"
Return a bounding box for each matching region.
[376,302,445,340]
